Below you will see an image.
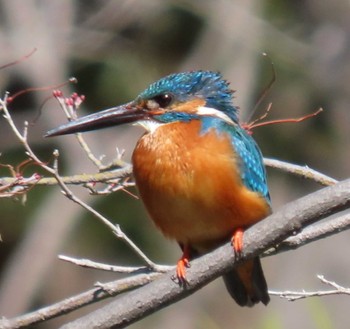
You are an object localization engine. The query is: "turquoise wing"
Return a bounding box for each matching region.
[201,117,270,204]
[231,126,271,203]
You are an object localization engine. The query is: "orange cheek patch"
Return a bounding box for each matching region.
[170,98,206,114]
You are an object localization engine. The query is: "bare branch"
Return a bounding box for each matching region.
[0,167,133,186]
[52,169,158,269]
[265,212,350,256]
[1,157,336,192]
[53,91,105,169]
[270,275,350,301]
[58,255,172,274]
[0,274,161,329]
[264,158,338,186]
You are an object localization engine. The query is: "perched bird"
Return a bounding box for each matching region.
[46,71,271,306]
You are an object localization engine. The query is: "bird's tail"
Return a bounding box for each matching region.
[223,257,269,306]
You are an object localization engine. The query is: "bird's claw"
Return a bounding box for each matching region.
[174,255,190,286]
[231,228,244,259]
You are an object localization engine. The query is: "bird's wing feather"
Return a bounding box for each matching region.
[230,125,271,203]
[201,117,270,203]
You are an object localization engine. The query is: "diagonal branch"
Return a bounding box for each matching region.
[56,178,350,329]
[0,274,162,329]
[265,212,350,256]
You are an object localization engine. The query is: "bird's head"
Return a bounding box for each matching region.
[45,71,239,137]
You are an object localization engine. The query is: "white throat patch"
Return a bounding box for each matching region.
[135,120,163,133]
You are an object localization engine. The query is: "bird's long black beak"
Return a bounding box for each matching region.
[45,102,149,137]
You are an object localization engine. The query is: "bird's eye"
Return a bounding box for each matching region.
[151,93,173,108]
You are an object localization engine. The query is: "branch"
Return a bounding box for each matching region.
[0,274,162,329]
[0,158,335,191]
[265,212,350,256]
[263,158,338,186]
[0,167,133,186]
[53,178,350,329]
[58,255,172,274]
[270,275,350,301]
[60,211,350,274]
[52,91,129,171]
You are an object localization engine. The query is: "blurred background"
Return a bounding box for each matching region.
[0,1,349,328]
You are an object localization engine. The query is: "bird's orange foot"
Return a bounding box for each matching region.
[176,257,190,284]
[174,247,190,286]
[231,228,244,259]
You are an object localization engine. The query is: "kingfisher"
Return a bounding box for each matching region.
[46,71,271,306]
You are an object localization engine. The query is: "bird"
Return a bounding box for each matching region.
[46,70,271,306]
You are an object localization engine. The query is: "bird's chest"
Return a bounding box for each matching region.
[133,122,203,196]
[132,120,268,247]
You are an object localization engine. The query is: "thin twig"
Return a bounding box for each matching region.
[52,166,158,269]
[264,158,338,186]
[0,48,37,70]
[59,255,172,273]
[53,92,105,169]
[269,275,350,301]
[0,166,133,186]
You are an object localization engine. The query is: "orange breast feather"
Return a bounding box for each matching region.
[132,120,270,249]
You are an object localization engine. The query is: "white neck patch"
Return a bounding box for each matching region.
[196,106,234,124]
